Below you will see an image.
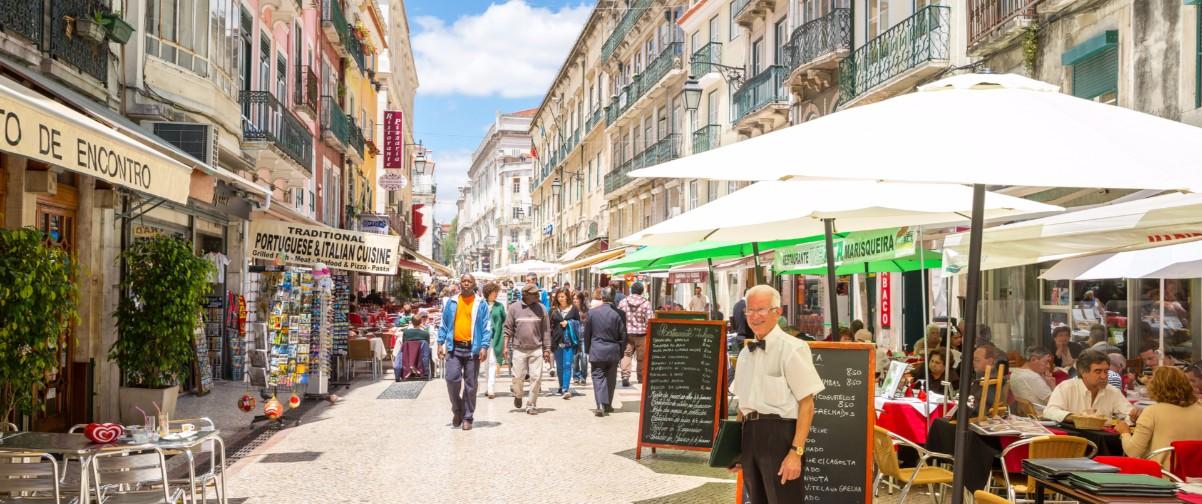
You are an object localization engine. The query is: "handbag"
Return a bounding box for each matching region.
[708,419,743,468]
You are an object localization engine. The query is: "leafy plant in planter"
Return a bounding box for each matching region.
[0,228,79,423]
[110,235,211,422]
[100,11,135,45]
[71,12,108,44]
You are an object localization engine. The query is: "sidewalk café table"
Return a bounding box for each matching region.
[1029,473,1186,504]
[875,397,953,444]
[0,429,227,504]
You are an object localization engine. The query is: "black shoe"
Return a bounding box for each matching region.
[603,405,614,413]
[550,369,556,377]
[452,415,463,428]
[622,378,630,387]
[594,409,605,417]
[514,397,522,409]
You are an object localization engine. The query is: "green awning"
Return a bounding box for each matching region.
[775,250,941,276]
[600,234,843,273]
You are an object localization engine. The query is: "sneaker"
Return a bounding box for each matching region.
[514,397,522,409]
[526,407,538,416]
[462,420,473,431]
[622,378,631,387]
[562,392,571,400]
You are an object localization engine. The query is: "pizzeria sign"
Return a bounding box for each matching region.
[249,219,401,274]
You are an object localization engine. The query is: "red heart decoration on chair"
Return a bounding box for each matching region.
[84,423,124,444]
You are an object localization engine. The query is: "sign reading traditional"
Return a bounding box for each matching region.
[383,111,404,169]
[775,227,917,272]
[249,219,400,274]
[0,75,192,203]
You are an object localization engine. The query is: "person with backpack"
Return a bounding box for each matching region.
[550,288,581,399]
[618,282,654,387]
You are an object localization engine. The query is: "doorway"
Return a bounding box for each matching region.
[33,194,78,432]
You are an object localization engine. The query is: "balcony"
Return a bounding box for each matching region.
[585,107,602,133]
[345,29,366,73]
[734,0,774,29]
[320,96,350,152]
[784,8,851,101]
[968,0,1040,54]
[240,91,314,182]
[346,116,365,164]
[604,134,680,195]
[691,124,720,155]
[0,0,42,44]
[294,65,319,119]
[690,42,721,77]
[600,0,652,62]
[607,42,684,126]
[838,5,951,109]
[46,0,109,84]
[732,65,789,133]
[260,0,301,24]
[321,0,351,58]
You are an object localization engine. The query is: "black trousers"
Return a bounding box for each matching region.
[741,417,805,504]
[590,361,618,408]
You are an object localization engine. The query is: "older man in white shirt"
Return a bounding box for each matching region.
[1043,349,1137,423]
[730,285,824,504]
[1010,347,1056,412]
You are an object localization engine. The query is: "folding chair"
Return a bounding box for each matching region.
[996,435,1096,503]
[872,426,954,503]
[0,450,73,503]
[163,417,226,504]
[90,446,185,504]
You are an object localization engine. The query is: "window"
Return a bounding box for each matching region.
[707,90,719,125]
[259,32,271,92]
[867,0,889,39]
[587,160,593,191]
[657,105,668,139]
[1065,31,1119,104]
[513,177,520,194]
[707,180,718,202]
[751,38,764,75]
[145,0,239,95]
[709,15,720,43]
[276,52,287,101]
[729,3,739,41]
[688,180,699,209]
[775,18,788,66]
[690,30,701,56]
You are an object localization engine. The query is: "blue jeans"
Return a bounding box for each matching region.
[573,349,588,382]
[553,346,575,393]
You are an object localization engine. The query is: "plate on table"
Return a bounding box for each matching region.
[1038,420,1059,427]
[159,431,200,441]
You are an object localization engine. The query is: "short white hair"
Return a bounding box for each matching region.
[745,285,781,308]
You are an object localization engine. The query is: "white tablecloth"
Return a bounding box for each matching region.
[368,337,387,360]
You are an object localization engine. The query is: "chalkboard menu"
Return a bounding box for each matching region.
[637,319,727,459]
[803,342,874,503]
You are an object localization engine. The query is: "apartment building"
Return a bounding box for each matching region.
[457,110,537,273]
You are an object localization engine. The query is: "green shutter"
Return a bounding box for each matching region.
[1188,0,1201,5]
[1071,46,1118,100]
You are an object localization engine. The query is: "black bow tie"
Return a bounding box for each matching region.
[746,339,766,352]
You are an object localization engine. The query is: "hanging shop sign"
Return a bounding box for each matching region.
[668,271,707,284]
[213,180,252,220]
[378,171,407,191]
[543,224,554,237]
[775,227,917,271]
[358,214,390,234]
[249,219,400,274]
[879,273,892,329]
[0,75,192,203]
[383,111,404,169]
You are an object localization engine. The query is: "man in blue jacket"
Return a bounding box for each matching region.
[438,273,491,430]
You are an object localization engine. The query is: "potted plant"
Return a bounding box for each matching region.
[0,228,79,425]
[110,235,212,425]
[73,12,107,44]
[101,11,135,45]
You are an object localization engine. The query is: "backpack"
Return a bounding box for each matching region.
[565,319,582,347]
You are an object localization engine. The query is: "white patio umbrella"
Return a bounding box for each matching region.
[620,180,1062,247]
[502,260,562,276]
[469,271,498,281]
[627,73,1202,502]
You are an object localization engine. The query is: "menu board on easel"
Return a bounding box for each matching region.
[802,342,874,504]
[636,319,726,459]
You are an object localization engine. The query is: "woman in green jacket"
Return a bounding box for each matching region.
[484,282,507,399]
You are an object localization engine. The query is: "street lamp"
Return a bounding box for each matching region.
[551,176,562,201]
[683,76,702,113]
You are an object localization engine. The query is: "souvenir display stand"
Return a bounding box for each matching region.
[331,273,351,384]
[247,265,336,405]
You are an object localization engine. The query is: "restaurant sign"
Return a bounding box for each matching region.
[775,227,916,271]
[250,219,401,274]
[378,171,407,191]
[668,271,707,284]
[358,214,390,234]
[383,111,404,169]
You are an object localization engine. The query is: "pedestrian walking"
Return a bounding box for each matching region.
[573,291,591,385]
[584,287,626,417]
[504,283,551,415]
[483,282,507,399]
[551,288,580,399]
[436,274,492,431]
[730,285,824,503]
[618,282,653,387]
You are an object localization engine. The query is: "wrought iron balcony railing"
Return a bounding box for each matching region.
[600,0,653,62]
[838,5,950,104]
[240,91,314,173]
[692,124,720,155]
[320,96,350,149]
[345,29,366,73]
[49,0,108,83]
[0,0,42,44]
[586,107,602,132]
[784,8,851,71]
[606,42,683,126]
[321,0,350,47]
[605,134,680,194]
[732,65,788,122]
[347,116,365,158]
[691,42,721,77]
[294,65,319,114]
[968,0,1040,47]
[732,0,752,20]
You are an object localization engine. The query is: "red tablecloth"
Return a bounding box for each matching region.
[1178,493,1202,504]
[877,402,951,444]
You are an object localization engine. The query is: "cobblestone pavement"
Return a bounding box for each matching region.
[222,369,924,503]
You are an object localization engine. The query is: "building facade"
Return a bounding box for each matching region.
[456,109,536,274]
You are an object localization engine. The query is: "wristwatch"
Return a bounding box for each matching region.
[791,444,805,457]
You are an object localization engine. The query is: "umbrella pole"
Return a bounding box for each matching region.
[707,258,719,321]
[1159,278,1166,366]
[752,242,763,286]
[823,219,840,340]
[919,228,931,417]
[951,184,986,504]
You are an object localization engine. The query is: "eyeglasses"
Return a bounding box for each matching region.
[746,307,780,316]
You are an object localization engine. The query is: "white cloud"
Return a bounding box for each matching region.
[431,149,472,223]
[412,1,591,98]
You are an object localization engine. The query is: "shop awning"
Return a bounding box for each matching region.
[560,248,625,273]
[0,74,193,203]
[597,235,837,274]
[406,249,453,277]
[558,238,603,262]
[396,258,432,274]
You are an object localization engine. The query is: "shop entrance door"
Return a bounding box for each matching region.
[33,201,76,432]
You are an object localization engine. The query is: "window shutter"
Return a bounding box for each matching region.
[1072,45,1118,100]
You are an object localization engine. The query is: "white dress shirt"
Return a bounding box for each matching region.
[1042,377,1133,423]
[1009,367,1053,408]
[688,294,708,312]
[731,326,825,419]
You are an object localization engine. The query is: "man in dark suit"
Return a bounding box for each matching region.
[584,287,626,417]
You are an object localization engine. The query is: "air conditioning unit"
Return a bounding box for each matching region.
[149,122,219,166]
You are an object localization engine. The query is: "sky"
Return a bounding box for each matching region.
[407,0,592,223]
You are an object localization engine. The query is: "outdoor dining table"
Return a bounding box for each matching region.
[1029,473,1187,504]
[875,397,954,444]
[0,429,227,504]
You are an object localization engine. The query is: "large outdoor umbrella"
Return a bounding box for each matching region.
[626,73,1202,502]
[495,260,561,277]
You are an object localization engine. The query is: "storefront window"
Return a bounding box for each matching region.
[1130,278,1197,362]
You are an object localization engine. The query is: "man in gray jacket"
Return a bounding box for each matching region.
[504,284,551,415]
[584,287,627,417]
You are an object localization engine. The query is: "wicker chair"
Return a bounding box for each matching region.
[872,426,955,503]
[0,450,73,503]
[996,435,1097,502]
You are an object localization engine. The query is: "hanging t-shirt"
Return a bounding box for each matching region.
[204,252,230,284]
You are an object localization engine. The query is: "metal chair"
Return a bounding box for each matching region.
[162,418,226,504]
[996,435,1097,503]
[90,447,185,504]
[872,426,955,503]
[973,490,1010,504]
[347,338,378,380]
[0,450,74,503]
[1146,446,1190,483]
